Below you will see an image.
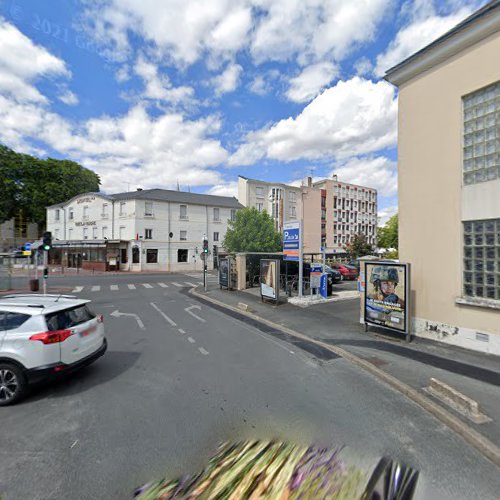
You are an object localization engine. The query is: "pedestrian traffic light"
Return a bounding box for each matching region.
[42,231,52,251]
[203,238,209,254]
[43,267,49,279]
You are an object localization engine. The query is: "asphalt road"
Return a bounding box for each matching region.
[1,273,499,499]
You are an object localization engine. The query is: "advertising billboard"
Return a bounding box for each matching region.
[260,259,280,302]
[364,262,410,334]
[283,221,301,261]
[219,257,230,290]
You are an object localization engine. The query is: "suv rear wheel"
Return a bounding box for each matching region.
[0,363,26,406]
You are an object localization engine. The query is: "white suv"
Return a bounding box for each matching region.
[0,294,107,406]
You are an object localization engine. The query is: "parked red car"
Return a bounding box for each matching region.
[331,263,359,281]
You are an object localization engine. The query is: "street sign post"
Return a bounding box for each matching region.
[283,221,303,297]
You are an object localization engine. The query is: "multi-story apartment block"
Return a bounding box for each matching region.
[46,189,242,272]
[239,175,377,255]
[237,176,302,232]
[0,215,39,253]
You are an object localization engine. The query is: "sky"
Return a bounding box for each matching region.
[0,0,486,224]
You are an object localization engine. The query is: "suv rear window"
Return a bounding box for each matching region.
[45,305,96,331]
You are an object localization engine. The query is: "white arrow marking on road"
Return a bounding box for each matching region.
[158,282,168,288]
[142,283,153,288]
[128,284,136,290]
[184,305,206,323]
[72,286,83,293]
[110,310,145,330]
[91,285,100,292]
[110,285,118,291]
[150,302,177,327]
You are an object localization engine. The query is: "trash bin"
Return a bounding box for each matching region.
[29,279,39,292]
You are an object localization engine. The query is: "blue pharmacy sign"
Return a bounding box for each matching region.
[320,273,328,298]
[283,221,300,261]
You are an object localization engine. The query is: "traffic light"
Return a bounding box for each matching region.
[42,231,52,251]
[203,238,209,254]
[43,267,49,279]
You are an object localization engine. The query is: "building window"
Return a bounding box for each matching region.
[146,249,158,263]
[213,232,219,242]
[83,228,88,240]
[213,207,220,221]
[55,209,60,221]
[145,201,153,216]
[256,202,263,212]
[289,191,296,202]
[55,229,60,239]
[180,230,187,241]
[93,227,98,239]
[119,226,126,239]
[119,201,126,216]
[180,204,187,219]
[102,203,108,217]
[177,249,188,262]
[83,206,89,219]
[102,226,108,239]
[145,229,153,239]
[463,82,499,185]
[68,228,73,239]
[230,209,236,221]
[68,208,74,220]
[255,186,264,197]
[132,245,140,263]
[290,206,296,218]
[463,219,500,300]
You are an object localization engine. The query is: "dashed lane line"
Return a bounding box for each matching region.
[72,286,83,293]
[178,329,186,334]
[198,347,209,355]
[128,284,136,290]
[91,285,100,292]
[150,302,177,327]
[188,337,196,343]
[110,285,118,291]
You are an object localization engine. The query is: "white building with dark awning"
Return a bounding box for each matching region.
[46,189,242,272]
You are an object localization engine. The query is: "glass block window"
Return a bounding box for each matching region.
[463,81,499,185]
[463,219,500,300]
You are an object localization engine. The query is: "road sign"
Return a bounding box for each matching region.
[310,264,322,288]
[283,221,300,261]
[24,243,32,251]
[22,251,32,256]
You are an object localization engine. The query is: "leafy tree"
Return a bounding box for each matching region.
[223,207,282,253]
[344,233,373,259]
[0,144,100,228]
[377,214,398,249]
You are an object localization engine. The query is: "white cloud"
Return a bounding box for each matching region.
[134,55,195,105]
[206,181,238,197]
[375,5,473,76]
[248,75,269,96]
[354,57,373,77]
[331,156,398,197]
[0,17,70,103]
[378,205,398,226]
[286,62,339,103]
[229,77,397,166]
[80,0,390,68]
[212,63,243,96]
[59,90,79,105]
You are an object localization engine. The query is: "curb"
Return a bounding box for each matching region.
[190,287,500,469]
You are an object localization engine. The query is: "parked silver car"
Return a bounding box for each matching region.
[0,294,107,405]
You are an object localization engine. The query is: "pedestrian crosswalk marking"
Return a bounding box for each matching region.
[184,281,197,287]
[128,284,136,290]
[72,286,83,293]
[198,282,204,285]
[158,282,168,288]
[91,285,100,292]
[110,285,118,291]
[172,282,183,287]
[142,283,153,288]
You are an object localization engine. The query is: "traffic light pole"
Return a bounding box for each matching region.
[42,249,48,295]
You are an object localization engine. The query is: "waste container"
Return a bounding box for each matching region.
[29,279,39,292]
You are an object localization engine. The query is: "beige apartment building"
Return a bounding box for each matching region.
[238,175,377,255]
[385,0,500,354]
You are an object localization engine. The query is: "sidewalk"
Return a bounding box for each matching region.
[196,283,500,451]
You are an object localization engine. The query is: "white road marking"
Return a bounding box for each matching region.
[188,337,196,343]
[172,282,183,287]
[184,281,197,287]
[198,282,204,285]
[142,283,153,288]
[91,285,100,292]
[110,310,145,330]
[178,329,186,334]
[198,347,209,355]
[150,302,177,327]
[128,284,136,290]
[185,305,206,322]
[70,440,79,449]
[110,285,118,291]
[72,286,83,293]
[157,282,169,288]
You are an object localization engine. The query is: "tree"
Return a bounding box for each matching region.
[344,233,373,259]
[377,214,398,249]
[0,144,100,228]
[223,207,282,253]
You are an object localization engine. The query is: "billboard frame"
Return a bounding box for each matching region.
[260,258,280,304]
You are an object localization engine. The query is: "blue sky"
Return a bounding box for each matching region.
[0,0,485,223]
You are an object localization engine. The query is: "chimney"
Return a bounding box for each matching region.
[332,174,338,181]
[307,176,312,187]
[137,188,143,191]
